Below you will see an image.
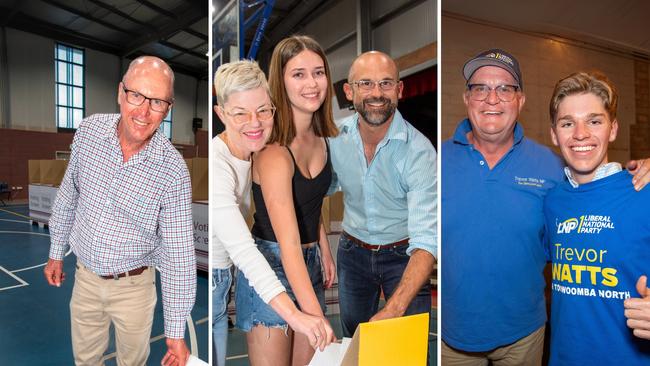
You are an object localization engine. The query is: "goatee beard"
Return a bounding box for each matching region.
[355,97,396,126]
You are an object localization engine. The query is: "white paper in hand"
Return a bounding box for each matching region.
[308,338,352,366]
[186,355,209,366]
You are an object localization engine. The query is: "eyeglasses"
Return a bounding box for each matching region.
[223,106,276,124]
[467,84,520,102]
[122,84,172,113]
[350,79,399,92]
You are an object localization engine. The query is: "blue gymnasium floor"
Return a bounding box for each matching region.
[0,204,209,365]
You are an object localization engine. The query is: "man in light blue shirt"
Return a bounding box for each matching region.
[329,51,437,337]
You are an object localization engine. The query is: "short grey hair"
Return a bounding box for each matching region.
[214,60,269,106]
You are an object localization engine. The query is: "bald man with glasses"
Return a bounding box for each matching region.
[330,51,437,340]
[45,56,195,366]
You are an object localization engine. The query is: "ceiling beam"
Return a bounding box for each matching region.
[3,8,120,54]
[85,0,155,31]
[134,0,177,19]
[121,5,205,57]
[183,28,208,42]
[40,0,138,36]
[0,0,25,27]
[159,40,207,60]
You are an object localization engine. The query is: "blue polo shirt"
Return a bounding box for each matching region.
[441,119,563,351]
[329,110,437,257]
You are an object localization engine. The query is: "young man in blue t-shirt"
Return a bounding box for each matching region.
[544,71,650,365]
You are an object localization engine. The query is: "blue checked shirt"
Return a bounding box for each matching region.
[329,110,437,257]
[49,114,196,339]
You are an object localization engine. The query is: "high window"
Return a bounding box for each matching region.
[161,110,172,140]
[55,43,85,130]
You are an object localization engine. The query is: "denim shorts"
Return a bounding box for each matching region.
[235,236,326,332]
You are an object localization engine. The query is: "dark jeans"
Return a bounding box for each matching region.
[337,233,432,337]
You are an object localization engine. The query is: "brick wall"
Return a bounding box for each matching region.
[442,15,636,163]
[0,129,74,199]
[632,60,650,160]
[0,128,208,200]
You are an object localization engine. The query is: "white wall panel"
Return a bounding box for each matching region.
[7,29,55,131]
[372,0,436,58]
[5,28,204,146]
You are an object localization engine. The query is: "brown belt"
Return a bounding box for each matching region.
[100,266,148,280]
[342,231,409,251]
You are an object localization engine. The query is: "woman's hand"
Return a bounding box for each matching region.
[287,310,336,351]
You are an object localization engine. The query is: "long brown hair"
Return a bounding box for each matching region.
[267,35,338,145]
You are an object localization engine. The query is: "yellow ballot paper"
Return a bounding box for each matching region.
[341,312,429,366]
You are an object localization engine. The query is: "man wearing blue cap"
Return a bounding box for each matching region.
[441,49,650,365]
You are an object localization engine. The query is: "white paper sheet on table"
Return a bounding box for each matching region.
[308,337,352,366]
[186,355,209,366]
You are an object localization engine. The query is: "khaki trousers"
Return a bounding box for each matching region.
[442,325,545,366]
[70,262,157,366]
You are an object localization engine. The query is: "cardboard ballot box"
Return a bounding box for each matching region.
[309,312,429,366]
[185,158,208,201]
[28,159,68,186]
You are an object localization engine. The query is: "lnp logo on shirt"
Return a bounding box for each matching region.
[556,215,615,234]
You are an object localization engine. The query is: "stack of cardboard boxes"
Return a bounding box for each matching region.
[28,159,68,226]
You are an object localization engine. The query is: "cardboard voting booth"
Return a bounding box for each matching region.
[309,312,429,366]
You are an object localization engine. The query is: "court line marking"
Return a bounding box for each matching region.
[0,230,75,273]
[0,208,31,220]
[0,265,29,291]
[0,218,30,224]
[12,248,73,273]
[0,230,50,237]
[226,354,249,360]
[1,229,206,361]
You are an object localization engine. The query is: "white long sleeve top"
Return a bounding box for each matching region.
[211,136,285,303]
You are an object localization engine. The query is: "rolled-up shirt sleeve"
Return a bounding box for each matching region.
[405,142,437,258]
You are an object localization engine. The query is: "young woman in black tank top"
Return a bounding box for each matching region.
[240,35,339,366]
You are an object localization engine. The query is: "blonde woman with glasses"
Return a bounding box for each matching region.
[212,60,333,366]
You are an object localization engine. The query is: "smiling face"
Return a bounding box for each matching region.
[215,87,274,160]
[344,52,403,127]
[551,92,618,184]
[117,59,173,149]
[282,50,328,120]
[463,66,525,144]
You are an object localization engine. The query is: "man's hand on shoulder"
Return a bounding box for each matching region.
[627,159,650,191]
[162,338,190,366]
[44,258,65,287]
